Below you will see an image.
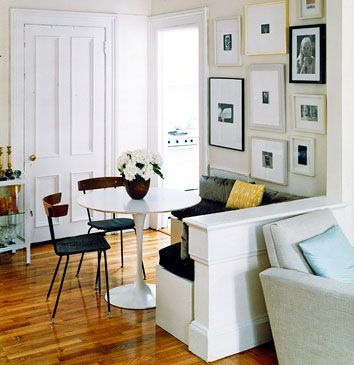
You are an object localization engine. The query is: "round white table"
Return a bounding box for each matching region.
[77,187,200,310]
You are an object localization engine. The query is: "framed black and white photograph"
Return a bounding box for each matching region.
[209,78,244,151]
[290,24,326,83]
[249,64,286,132]
[291,136,315,176]
[245,1,287,55]
[298,0,323,19]
[251,137,288,185]
[293,94,326,134]
[215,16,242,66]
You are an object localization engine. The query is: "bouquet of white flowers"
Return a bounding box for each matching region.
[117,149,164,181]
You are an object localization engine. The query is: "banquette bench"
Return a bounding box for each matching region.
[155,175,344,362]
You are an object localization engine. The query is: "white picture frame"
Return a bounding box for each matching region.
[249,64,286,132]
[209,78,244,151]
[245,1,288,55]
[298,0,323,19]
[293,94,326,134]
[251,137,288,185]
[290,136,315,176]
[215,16,242,66]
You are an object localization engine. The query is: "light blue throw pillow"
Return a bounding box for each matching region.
[299,225,354,284]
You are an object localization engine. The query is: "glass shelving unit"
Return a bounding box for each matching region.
[0,179,29,264]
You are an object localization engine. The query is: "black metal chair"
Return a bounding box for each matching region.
[77,177,146,279]
[43,193,111,322]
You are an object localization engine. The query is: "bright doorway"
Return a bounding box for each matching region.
[149,9,208,230]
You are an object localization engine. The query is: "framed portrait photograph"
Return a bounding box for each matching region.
[293,94,326,134]
[298,0,323,19]
[245,1,288,55]
[209,78,244,151]
[290,24,326,84]
[249,64,286,132]
[251,137,288,185]
[290,136,315,176]
[215,16,242,66]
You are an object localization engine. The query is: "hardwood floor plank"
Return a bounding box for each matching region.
[0,230,277,364]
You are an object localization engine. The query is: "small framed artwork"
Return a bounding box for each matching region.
[215,16,242,66]
[209,78,244,151]
[290,136,315,176]
[293,94,326,134]
[245,1,288,55]
[290,24,326,84]
[251,137,288,185]
[298,0,323,19]
[249,64,286,132]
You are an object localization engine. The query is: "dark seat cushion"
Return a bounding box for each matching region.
[88,217,134,231]
[159,242,194,281]
[55,232,110,255]
[171,199,233,220]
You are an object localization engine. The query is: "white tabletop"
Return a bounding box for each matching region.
[77,187,201,214]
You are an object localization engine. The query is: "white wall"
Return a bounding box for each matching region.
[0,0,150,166]
[151,0,327,197]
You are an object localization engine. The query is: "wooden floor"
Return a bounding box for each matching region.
[0,230,278,365]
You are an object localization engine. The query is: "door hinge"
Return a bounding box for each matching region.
[104,41,108,55]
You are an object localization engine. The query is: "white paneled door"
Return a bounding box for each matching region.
[24,24,107,242]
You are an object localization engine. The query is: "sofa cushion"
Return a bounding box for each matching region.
[171,199,232,220]
[262,209,337,273]
[262,189,304,205]
[226,180,265,209]
[199,175,236,203]
[159,242,194,281]
[299,225,354,284]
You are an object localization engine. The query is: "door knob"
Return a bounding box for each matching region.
[29,154,37,162]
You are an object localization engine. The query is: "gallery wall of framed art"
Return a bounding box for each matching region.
[207,0,327,197]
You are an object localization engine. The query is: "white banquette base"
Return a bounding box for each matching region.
[156,197,348,362]
[156,265,193,344]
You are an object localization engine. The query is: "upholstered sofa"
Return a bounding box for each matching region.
[260,209,354,365]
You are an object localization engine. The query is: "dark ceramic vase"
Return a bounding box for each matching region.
[124,178,150,199]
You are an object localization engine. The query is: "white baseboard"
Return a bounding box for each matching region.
[188,316,272,362]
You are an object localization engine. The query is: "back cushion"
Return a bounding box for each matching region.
[199,175,236,203]
[263,209,338,273]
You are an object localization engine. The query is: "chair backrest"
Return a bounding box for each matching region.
[43,193,69,243]
[262,208,337,273]
[78,177,124,193]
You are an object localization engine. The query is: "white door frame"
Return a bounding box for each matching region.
[11,8,117,241]
[148,8,209,228]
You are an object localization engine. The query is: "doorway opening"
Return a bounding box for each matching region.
[158,27,199,191]
[157,26,200,229]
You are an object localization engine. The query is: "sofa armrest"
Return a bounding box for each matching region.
[260,268,354,365]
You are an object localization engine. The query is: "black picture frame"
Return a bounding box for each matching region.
[289,24,326,84]
[209,77,244,151]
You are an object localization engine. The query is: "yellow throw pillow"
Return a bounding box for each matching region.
[226,180,265,209]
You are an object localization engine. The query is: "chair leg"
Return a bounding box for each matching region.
[47,256,62,301]
[120,230,124,268]
[76,253,84,277]
[51,255,69,323]
[103,250,111,317]
[97,251,102,295]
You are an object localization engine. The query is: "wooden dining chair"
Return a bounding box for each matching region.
[43,193,111,322]
[77,177,146,279]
